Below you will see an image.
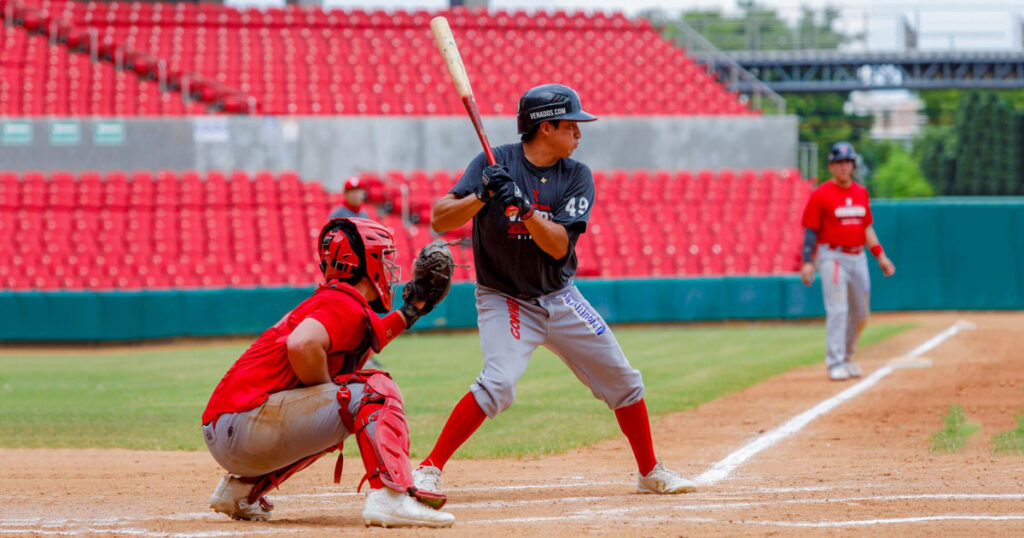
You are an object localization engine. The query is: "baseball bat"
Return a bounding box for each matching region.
[429,16,518,218]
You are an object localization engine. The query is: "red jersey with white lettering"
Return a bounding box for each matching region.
[801,179,873,248]
[201,282,405,425]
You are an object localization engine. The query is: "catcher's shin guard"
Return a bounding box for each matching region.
[349,371,447,508]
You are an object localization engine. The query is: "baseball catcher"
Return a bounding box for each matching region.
[201,217,454,528]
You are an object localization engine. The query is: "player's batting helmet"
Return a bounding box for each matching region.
[318,218,400,313]
[828,141,858,164]
[516,83,597,134]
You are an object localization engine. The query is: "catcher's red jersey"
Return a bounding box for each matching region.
[202,283,404,425]
[801,180,873,248]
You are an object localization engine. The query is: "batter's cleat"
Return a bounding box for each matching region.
[412,464,444,494]
[362,487,455,528]
[844,359,863,378]
[828,364,850,381]
[209,473,273,521]
[637,461,697,494]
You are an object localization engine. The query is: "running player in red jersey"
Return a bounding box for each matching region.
[201,217,453,528]
[800,142,896,381]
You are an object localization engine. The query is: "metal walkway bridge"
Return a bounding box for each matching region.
[697,50,1024,93]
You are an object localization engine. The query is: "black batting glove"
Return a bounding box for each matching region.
[495,181,535,220]
[479,164,514,202]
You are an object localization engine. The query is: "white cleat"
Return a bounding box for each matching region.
[412,464,444,494]
[828,364,850,381]
[637,461,697,494]
[844,359,863,378]
[362,487,455,528]
[209,473,272,521]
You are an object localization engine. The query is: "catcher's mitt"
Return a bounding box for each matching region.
[399,240,455,327]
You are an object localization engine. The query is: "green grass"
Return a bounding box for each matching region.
[930,404,981,453]
[992,409,1024,455]
[0,322,910,458]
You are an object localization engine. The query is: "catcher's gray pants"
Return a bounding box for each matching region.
[815,245,871,369]
[203,382,364,477]
[470,283,644,418]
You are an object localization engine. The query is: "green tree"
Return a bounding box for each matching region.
[785,92,872,181]
[870,145,934,198]
[914,126,956,194]
[919,89,1024,126]
[644,1,856,52]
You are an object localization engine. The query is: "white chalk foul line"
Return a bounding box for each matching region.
[736,514,1024,528]
[459,492,1024,514]
[470,514,1024,527]
[7,524,352,537]
[694,320,972,486]
[277,479,625,501]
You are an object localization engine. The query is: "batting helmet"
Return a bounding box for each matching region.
[516,84,597,134]
[828,141,858,164]
[318,218,400,313]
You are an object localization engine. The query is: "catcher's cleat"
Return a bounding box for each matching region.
[637,461,697,494]
[412,465,444,494]
[362,487,455,528]
[844,359,863,378]
[209,473,273,521]
[828,364,850,381]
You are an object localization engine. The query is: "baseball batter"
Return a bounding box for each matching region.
[800,142,896,381]
[201,217,455,528]
[412,84,696,496]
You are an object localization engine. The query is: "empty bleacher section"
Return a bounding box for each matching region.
[2,1,749,116]
[0,169,810,290]
[1,4,245,114]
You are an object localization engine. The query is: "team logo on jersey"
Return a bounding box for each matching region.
[834,205,866,218]
[506,298,522,340]
[540,177,547,184]
[561,292,607,336]
[846,197,852,206]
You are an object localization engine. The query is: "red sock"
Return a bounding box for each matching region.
[420,392,487,471]
[614,399,658,475]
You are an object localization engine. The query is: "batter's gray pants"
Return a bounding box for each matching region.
[203,382,364,477]
[816,245,871,369]
[470,283,645,418]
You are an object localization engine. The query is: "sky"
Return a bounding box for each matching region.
[308,0,1024,51]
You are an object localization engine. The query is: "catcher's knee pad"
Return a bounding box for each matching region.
[351,372,415,493]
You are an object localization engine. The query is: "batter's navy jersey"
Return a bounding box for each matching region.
[451,143,595,299]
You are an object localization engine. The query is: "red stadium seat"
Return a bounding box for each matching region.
[1,5,750,117]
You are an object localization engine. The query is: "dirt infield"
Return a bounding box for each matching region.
[3,312,1023,536]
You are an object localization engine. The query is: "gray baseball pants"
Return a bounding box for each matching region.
[203,382,365,477]
[815,245,871,369]
[470,283,645,418]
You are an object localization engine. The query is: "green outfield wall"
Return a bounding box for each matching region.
[0,199,1019,342]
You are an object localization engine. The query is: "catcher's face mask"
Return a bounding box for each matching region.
[319,217,399,313]
[380,246,401,296]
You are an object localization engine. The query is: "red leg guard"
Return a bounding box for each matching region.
[352,372,447,509]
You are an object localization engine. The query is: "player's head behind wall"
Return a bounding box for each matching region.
[318,218,400,313]
[343,177,367,207]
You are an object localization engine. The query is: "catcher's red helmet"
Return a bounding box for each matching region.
[318,217,400,313]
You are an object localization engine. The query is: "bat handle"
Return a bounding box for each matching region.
[460,95,518,217]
